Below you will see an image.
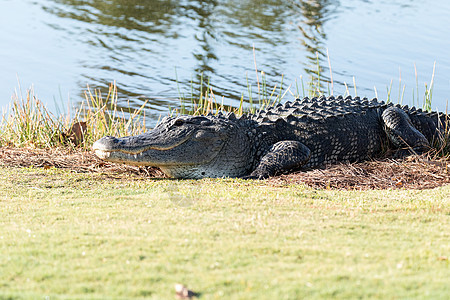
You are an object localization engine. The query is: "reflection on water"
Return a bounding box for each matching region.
[40,0,314,112]
[295,1,337,85]
[1,0,449,124]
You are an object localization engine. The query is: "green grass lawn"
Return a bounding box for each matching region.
[0,166,449,299]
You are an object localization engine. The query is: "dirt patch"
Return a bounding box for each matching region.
[1,147,449,190]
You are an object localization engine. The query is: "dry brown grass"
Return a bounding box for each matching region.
[271,157,450,190]
[0,147,164,178]
[1,146,448,190]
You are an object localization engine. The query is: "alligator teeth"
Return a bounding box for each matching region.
[94,149,110,160]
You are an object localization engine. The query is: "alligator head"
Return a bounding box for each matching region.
[92,114,251,178]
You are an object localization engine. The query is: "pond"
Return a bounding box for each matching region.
[1,0,449,124]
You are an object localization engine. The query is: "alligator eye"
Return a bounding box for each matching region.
[174,119,184,126]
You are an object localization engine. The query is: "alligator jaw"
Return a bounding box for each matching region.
[93,147,180,166]
[91,128,222,168]
[93,145,185,167]
[92,131,194,165]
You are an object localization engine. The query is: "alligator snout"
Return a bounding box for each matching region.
[92,136,120,159]
[92,136,119,151]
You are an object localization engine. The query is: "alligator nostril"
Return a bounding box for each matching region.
[92,135,120,151]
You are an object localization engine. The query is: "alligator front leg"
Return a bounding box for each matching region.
[382,107,430,156]
[244,141,311,179]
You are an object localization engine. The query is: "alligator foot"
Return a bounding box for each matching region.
[244,140,311,179]
[382,107,430,154]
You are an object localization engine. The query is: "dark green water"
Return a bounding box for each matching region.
[1,0,449,123]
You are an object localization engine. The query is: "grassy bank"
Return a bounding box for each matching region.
[0,73,448,298]
[0,166,449,299]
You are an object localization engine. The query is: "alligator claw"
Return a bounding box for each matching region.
[241,174,267,180]
[393,146,429,159]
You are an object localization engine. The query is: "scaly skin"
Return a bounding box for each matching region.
[93,96,447,179]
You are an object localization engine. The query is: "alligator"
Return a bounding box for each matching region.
[92,96,448,179]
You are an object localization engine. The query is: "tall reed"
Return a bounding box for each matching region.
[0,87,67,148]
[0,82,147,150]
